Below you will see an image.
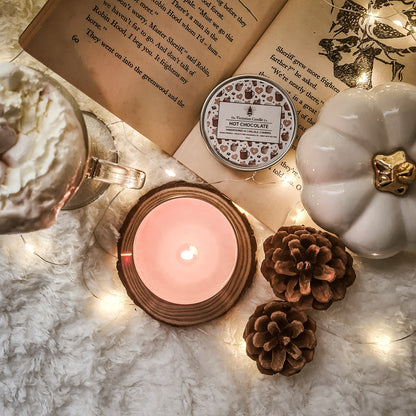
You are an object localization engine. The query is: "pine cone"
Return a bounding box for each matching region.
[243,301,316,376]
[261,225,356,310]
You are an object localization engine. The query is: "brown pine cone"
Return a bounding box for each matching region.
[243,301,316,376]
[261,225,356,310]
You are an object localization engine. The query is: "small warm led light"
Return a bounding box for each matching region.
[357,71,369,85]
[373,334,392,353]
[292,208,307,225]
[25,243,35,253]
[98,293,125,314]
[180,245,198,261]
[366,13,376,25]
[165,168,176,177]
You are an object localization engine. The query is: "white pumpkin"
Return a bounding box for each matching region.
[296,82,416,259]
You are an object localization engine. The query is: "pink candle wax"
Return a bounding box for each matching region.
[132,197,238,305]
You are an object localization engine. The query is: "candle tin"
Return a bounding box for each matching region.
[200,75,297,171]
[117,181,256,326]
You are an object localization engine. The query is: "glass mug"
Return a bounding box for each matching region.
[0,62,146,233]
[62,109,146,210]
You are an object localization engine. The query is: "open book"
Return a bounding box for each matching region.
[20,0,416,230]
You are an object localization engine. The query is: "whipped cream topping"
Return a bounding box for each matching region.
[0,62,87,233]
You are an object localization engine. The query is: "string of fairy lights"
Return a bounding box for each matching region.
[5,0,416,361]
[322,0,416,42]
[16,113,415,354]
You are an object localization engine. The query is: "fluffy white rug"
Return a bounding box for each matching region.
[0,1,415,415]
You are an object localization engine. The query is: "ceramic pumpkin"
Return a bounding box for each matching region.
[296,82,416,259]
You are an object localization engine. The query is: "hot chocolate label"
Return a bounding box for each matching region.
[217,102,282,144]
[200,75,297,171]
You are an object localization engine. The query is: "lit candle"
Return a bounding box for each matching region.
[117,182,257,326]
[132,197,238,304]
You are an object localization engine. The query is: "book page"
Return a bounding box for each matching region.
[175,0,416,231]
[19,0,286,155]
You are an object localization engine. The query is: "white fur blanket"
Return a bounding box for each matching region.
[0,2,415,415]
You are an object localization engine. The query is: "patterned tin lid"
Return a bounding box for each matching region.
[200,75,297,171]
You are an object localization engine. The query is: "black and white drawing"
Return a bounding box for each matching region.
[319,0,416,89]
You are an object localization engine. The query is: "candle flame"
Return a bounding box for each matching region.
[180,245,198,261]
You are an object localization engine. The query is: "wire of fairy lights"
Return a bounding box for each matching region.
[16,116,415,350]
[317,324,416,347]
[8,30,415,345]
[9,49,23,63]
[19,234,70,266]
[79,188,129,301]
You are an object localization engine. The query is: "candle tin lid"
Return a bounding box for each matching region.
[200,75,297,171]
[117,181,257,327]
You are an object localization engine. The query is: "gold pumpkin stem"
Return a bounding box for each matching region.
[373,150,416,196]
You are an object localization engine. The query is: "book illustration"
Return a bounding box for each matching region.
[319,0,416,89]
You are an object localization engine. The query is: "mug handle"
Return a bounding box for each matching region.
[87,157,146,189]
